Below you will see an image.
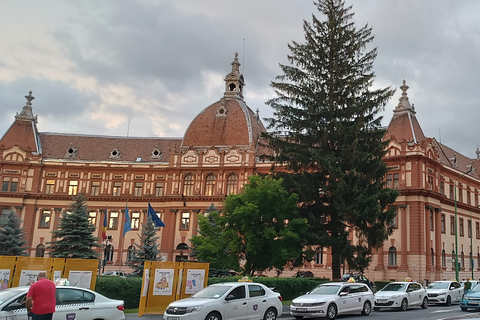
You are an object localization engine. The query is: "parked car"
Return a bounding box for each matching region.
[163,282,282,320]
[460,281,480,311]
[426,280,463,305]
[290,282,374,319]
[102,270,126,277]
[0,286,125,320]
[340,273,374,290]
[293,271,315,278]
[374,281,428,311]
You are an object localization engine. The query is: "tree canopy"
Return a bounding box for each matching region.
[263,0,399,279]
[126,216,161,274]
[0,209,27,256]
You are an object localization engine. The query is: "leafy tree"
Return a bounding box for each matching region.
[0,210,27,256]
[126,216,161,274]
[192,175,309,276]
[263,0,399,279]
[48,194,100,258]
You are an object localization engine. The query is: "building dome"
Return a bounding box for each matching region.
[182,53,266,149]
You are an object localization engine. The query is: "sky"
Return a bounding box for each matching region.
[1,1,480,158]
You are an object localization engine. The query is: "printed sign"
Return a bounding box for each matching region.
[185,269,205,294]
[0,269,11,291]
[152,269,174,296]
[19,270,44,286]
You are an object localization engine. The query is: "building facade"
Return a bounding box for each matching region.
[2,55,480,282]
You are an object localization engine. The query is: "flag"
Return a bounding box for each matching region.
[123,204,132,236]
[102,207,108,241]
[148,202,165,227]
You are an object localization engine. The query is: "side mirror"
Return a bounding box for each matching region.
[2,302,24,311]
[339,292,348,297]
[225,295,236,301]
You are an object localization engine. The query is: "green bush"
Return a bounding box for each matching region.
[95,276,142,309]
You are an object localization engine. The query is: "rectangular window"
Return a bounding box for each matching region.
[450,185,454,199]
[10,178,18,192]
[155,183,164,197]
[467,191,471,205]
[131,212,140,230]
[468,220,472,238]
[427,175,434,190]
[441,214,445,233]
[459,187,463,203]
[476,194,479,207]
[68,181,78,195]
[390,208,398,228]
[451,216,455,235]
[393,173,399,189]
[109,212,118,229]
[1,177,9,191]
[460,218,464,237]
[113,182,121,196]
[134,182,143,197]
[88,212,96,225]
[45,180,55,194]
[91,181,100,196]
[181,212,190,230]
[440,181,444,195]
[429,211,434,230]
[1,177,18,192]
[386,174,392,189]
[40,210,51,228]
[477,222,480,239]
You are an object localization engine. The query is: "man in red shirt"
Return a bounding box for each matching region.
[26,271,56,320]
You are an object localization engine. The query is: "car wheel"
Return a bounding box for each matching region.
[421,297,428,309]
[461,306,468,311]
[400,298,408,311]
[294,317,304,320]
[327,303,337,319]
[263,307,277,320]
[361,301,371,315]
[373,307,380,312]
[446,295,451,306]
[205,311,222,320]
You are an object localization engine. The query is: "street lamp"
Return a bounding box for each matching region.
[471,205,480,280]
[455,167,476,281]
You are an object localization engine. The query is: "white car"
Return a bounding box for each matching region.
[426,280,463,305]
[163,282,282,320]
[290,282,374,319]
[374,281,428,311]
[0,286,125,320]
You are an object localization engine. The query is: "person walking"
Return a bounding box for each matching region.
[26,271,56,320]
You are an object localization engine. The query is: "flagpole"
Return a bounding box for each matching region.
[119,201,127,271]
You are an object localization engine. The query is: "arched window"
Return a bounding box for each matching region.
[35,244,45,257]
[127,245,135,261]
[477,253,480,270]
[226,174,238,195]
[205,174,216,196]
[315,247,324,265]
[461,251,465,268]
[183,174,194,196]
[441,249,446,267]
[431,248,434,266]
[452,250,456,268]
[388,246,397,266]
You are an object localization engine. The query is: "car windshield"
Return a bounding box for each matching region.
[192,285,233,299]
[310,285,341,295]
[341,274,353,281]
[470,284,480,293]
[103,271,114,275]
[381,283,407,292]
[427,282,449,289]
[0,288,26,304]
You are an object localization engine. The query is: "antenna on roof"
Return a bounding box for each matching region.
[242,38,245,75]
[127,117,131,137]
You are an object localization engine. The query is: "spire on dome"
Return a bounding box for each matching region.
[224,52,245,100]
[394,80,415,115]
[15,91,37,123]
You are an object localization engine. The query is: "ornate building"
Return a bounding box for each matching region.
[2,54,480,282]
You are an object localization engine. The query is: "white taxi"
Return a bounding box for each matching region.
[374,281,428,311]
[163,282,282,320]
[290,282,374,319]
[426,280,463,305]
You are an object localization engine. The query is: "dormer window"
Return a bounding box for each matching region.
[229,83,236,91]
[216,106,227,117]
[109,149,121,160]
[151,148,162,159]
[65,145,78,158]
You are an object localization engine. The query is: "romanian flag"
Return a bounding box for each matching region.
[102,208,108,241]
[123,204,132,236]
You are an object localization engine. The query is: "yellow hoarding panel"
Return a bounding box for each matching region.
[179,262,209,300]
[0,256,17,289]
[12,257,54,287]
[52,258,66,280]
[145,261,180,314]
[137,261,151,317]
[64,259,99,290]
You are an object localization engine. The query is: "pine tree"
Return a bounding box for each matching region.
[264,0,399,279]
[126,216,160,274]
[48,194,100,258]
[0,210,27,256]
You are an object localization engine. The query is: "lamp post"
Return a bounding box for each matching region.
[455,167,476,281]
[471,205,480,280]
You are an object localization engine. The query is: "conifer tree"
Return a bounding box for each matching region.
[264,0,399,279]
[126,216,160,274]
[48,194,100,258]
[0,210,27,256]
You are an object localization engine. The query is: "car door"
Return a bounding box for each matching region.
[337,284,357,313]
[0,292,29,320]
[407,283,423,306]
[246,284,269,319]
[54,288,93,320]
[223,284,249,320]
[348,284,368,312]
[451,282,463,302]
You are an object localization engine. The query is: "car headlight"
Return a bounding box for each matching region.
[437,292,446,296]
[390,295,400,299]
[312,302,326,306]
[186,306,203,313]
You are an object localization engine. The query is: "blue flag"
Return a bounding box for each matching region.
[123,204,132,236]
[148,202,165,227]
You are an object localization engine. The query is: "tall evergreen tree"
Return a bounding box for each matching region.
[0,210,27,256]
[48,194,100,258]
[126,216,160,274]
[263,0,399,279]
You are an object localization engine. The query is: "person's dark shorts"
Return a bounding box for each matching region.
[29,312,53,320]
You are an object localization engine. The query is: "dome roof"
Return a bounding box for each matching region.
[182,53,266,148]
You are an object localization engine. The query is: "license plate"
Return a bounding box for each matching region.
[377,299,387,303]
[167,317,180,320]
[297,308,307,312]
[469,302,479,305]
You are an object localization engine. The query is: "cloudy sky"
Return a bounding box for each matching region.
[1,1,480,158]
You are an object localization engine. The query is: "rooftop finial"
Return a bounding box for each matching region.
[15,90,37,123]
[224,53,244,100]
[394,80,415,114]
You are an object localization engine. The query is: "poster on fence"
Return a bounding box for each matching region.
[142,269,150,297]
[0,269,10,291]
[185,269,205,295]
[152,269,174,296]
[68,271,92,288]
[19,270,44,286]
